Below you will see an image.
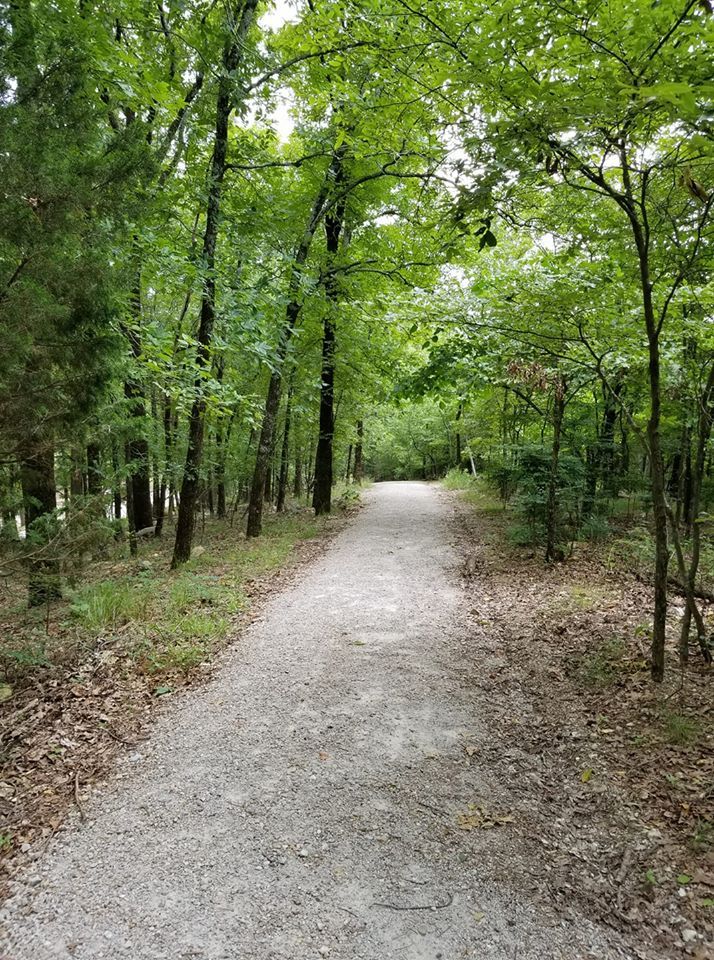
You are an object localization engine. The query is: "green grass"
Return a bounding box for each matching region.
[441,469,503,512]
[69,579,151,629]
[2,509,332,688]
[441,468,476,491]
[661,710,702,746]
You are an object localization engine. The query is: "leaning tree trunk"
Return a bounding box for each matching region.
[20,445,61,606]
[172,0,258,567]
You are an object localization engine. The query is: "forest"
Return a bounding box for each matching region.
[3,0,713,674]
[1,1,714,950]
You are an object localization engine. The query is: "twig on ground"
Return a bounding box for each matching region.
[372,893,453,911]
[95,724,142,746]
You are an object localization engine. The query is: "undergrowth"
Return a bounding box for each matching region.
[0,508,328,689]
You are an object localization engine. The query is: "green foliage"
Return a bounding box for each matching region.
[70,580,151,630]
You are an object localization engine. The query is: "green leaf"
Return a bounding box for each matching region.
[677,874,692,885]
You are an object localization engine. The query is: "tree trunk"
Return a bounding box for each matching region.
[354,420,364,484]
[313,152,348,516]
[111,440,122,521]
[124,268,154,531]
[172,0,258,566]
[20,445,61,606]
[154,395,173,538]
[345,444,352,482]
[455,402,462,468]
[677,363,714,665]
[312,305,337,515]
[277,375,294,512]
[638,259,668,681]
[86,443,102,497]
[124,443,138,556]
[247,165,337,537]
[545,379,565,563]
[293,449,303,498]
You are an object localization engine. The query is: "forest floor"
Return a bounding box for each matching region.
[452,483,714,959]
[2,481,706,959]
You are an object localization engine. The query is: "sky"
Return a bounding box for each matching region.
[257,0,300,141]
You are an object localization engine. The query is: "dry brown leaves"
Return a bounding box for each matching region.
[451,493,714,959]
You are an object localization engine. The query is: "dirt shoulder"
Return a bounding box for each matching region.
[447,487,714,959]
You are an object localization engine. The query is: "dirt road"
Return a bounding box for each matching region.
[2,482,636,959]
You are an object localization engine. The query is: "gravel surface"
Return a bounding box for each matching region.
[2,482,637,959]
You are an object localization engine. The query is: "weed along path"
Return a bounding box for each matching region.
[4,482,640,960]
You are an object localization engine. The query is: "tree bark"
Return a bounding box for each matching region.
[172,0,258,566]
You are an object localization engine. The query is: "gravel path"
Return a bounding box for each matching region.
[3,482,634,960]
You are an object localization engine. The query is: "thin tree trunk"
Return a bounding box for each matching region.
[111,440,122,521]
[293,448,303,498]
[354,420,364,484]
[455,402,462,468]
[677,363,714,664]
[124,443,138,556]
[345,444,352,482]
[86,443,102,497]
[277,375,294,512]
[124,267,154,531]
[154,395,172,537]
[545,378,565,563]
[172,0,258,566]
[246,167,337,537]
